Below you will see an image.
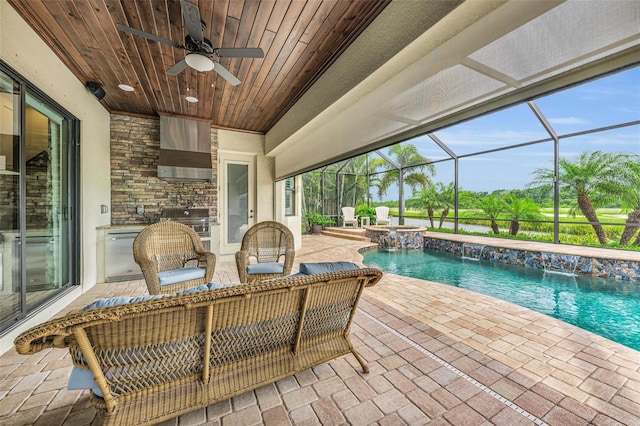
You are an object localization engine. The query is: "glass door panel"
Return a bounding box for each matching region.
[226,162,249,244]
[220,154,255,255]
[24,93,70,308]
[0,70,21,325]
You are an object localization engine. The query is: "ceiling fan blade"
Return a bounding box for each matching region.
[215,48,264,58]
[166,59,188,76]
[116,24,182,48]
[212,62,241,86]
[180,0,204,43]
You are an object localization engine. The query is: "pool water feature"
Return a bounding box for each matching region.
[361,247,640,351]
[364,225,426,250]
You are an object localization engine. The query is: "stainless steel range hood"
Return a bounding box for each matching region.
[158,116,213,180]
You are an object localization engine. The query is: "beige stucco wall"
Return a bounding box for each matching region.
[0,0,111,347]
[217,129,302,256]
[274,177,302,250]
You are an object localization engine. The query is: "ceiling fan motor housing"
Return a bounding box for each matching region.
[185,35,214,54]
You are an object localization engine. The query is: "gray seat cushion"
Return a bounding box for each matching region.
[299,261,359,275]
[81,294,166,311]
[158,267,205,286]
[246,262,285,275]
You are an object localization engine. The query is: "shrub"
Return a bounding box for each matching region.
[355,204,376,219]
[304,212,334,226]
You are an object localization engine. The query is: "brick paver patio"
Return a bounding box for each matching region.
[1,235,639,425]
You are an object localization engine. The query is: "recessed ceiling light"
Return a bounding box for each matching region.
[118,84,135,92]
[185,96,199,103]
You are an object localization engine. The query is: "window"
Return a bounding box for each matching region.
[285,177,295,216]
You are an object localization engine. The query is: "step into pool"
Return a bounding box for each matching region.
[361,247,640,351]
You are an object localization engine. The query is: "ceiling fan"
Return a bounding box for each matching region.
[116,0,264,86]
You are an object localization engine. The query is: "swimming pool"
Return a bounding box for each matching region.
[361,248,640,351]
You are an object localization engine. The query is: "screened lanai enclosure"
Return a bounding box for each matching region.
[301,65,640,248]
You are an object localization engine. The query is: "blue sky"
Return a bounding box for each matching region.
[372,66,639,199]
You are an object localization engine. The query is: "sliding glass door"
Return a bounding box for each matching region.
[0,69,21,327]
[0,64,78,331]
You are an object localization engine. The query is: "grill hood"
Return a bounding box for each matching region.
[158,116,213,180]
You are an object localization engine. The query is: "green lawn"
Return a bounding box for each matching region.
[390,207,638,250]
[399,207,629,224]
[539,208,628,224]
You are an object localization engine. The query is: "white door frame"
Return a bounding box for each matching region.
[219,152,255,255]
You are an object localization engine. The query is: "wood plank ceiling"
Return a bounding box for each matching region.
[8,0,390,133]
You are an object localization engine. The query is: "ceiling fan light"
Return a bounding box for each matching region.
[185,53,214,72]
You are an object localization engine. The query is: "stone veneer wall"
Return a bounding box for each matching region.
[423,237,640,282]
[110,114,218,225]
[365,227,425,249]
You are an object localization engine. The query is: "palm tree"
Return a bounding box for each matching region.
[436,182,455,229]
[475,194,507,234]
[530,151,628,245]
[503,193,542,236]
[302,171,323,214]
[612,156,640,245]
[338,155,370,207]
[411,185,439,228]
[457,189,477,209]
[371,144,435,198]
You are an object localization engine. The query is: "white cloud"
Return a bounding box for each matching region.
[547,117,590,125]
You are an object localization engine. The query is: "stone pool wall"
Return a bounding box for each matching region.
[365,226,425,250]
[423,237,640,282]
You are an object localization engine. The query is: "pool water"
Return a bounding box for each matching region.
[362,248,640,351]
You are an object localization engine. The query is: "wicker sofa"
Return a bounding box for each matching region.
[14,266,382,426]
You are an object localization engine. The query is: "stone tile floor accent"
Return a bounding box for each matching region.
[1,235,639,425]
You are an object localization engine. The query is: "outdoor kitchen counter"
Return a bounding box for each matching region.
[96,225,148,283]
[96,224,149,231]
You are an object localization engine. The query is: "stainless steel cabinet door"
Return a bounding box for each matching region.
[105,233,142,281]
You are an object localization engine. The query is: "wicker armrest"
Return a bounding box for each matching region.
[283,249,295,276]
[197,250,216,282]
[235,250,250,283]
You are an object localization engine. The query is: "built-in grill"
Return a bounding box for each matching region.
[159,208,211,237]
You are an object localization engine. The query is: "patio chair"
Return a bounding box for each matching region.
[235,221,295,283]
[133,222,216,295]
[341,207,359,227]
[375,206,391,225]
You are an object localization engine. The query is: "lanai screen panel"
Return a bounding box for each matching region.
[468,0,640,84]
[274,0,640,180]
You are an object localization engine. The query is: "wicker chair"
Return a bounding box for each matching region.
[133,222,216,294]
[235,221,295,283]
